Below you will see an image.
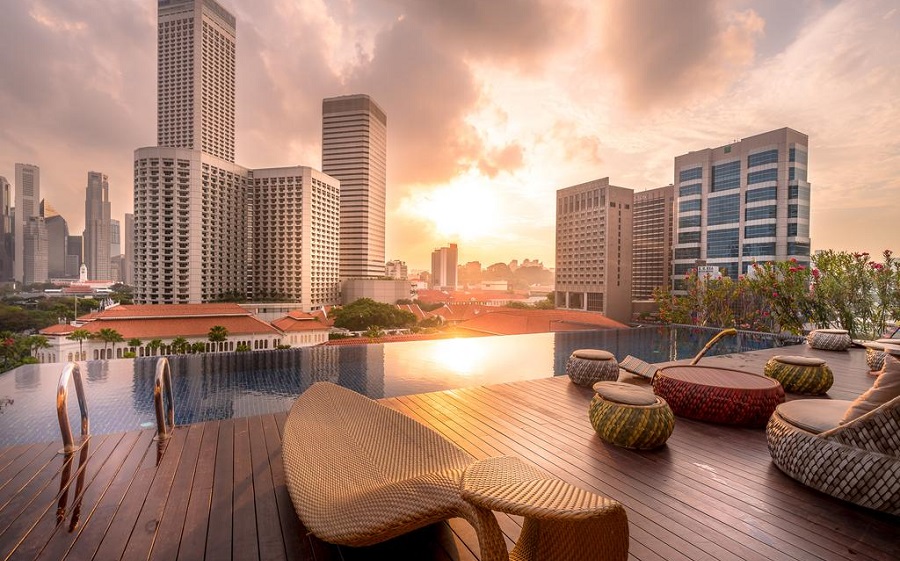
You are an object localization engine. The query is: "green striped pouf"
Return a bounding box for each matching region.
[764,355,833,395]
[589,382,674,449]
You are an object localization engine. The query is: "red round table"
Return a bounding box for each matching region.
[652,365,785,428]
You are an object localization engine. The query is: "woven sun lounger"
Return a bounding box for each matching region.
[282,382,630,560]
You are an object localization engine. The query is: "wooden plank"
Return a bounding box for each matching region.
[249,414,286,561]
[205,418,235,561]
[34,430,144,561]
[232,416,259,561]
[260,413,309,561]
[149,423,206,561]
[58,430,156,561]
[0,441,60,511]
[177,420,219,561]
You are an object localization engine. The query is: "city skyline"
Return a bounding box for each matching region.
[1,0,898,271]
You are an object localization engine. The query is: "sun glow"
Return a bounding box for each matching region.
[426,337,490,377]
[404,170,502,242]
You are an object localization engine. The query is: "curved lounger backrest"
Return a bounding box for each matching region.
[820,394,900,456]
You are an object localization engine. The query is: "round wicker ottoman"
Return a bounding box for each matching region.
[589,381,674,449]
[863,339,900,372]
[566,349,619,387]
[807,329,851,351]
[653,365,785,428]
[763,355,833,394]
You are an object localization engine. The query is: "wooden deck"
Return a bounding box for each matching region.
[0,346,897,560]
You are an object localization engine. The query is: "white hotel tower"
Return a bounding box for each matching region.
[134,0,342,310]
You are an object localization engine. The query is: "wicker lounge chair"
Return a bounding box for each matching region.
[282,382,630,560]
[766,395,900,515]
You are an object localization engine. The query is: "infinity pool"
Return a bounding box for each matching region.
[0,326,796,446]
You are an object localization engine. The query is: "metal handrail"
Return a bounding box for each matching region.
[154,358,175,441]
[57,362,90,454]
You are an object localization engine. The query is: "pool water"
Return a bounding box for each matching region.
[0,326,796,446]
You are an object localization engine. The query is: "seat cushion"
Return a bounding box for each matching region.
[573,349,614,361]
[776,399,854,434]
[841,353,900,423]
[772,355,826,367]
[592,381,657,406]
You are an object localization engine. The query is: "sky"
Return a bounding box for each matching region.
[1,0,898,271]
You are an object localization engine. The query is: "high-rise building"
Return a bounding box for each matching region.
[124,213,134,285]
[632,185,674,301]
[157,0,235,162]
[249,166,340,309]
[431,244,458,290]
[135,0,343,308]
[322,94,387,279]
[110,219,121,257]
[385,260,408,280]
[45,214,70,279]
[0,177,11,281]
[672,128,810,290]
[14,163,40,283]
[66,235,82,278]
[23,216,48,285]
[555,178,633,323]
[84,171,112,281]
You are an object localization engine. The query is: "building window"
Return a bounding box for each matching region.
[788,242,810,256]
[748,168,778,184]
[678,231,700,244]
[747,149,778,167]
[743,242,776,257]
[678,184,701,197]
[679,199,702,213]
[679,167,702,182]
[745,224,777,238]
[678,215,701,229]
[674,247,701,260]
[707,228,740,258]
[745,205,777,221]
[746,186,777,204]
[707,193,740,226]
[711,161,740,192]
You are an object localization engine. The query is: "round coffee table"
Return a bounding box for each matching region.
[652,365,785,427]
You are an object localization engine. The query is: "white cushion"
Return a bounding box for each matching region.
[841,353,900,423]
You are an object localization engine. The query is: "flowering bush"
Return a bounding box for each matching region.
[654,249,900,339]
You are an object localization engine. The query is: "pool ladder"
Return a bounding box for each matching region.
[57,357,175,453]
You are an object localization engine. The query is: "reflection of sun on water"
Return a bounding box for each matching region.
[429,338,489,377]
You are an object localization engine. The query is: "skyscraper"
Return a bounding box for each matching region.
[555,178,633,323]
[23,216,48,285]
[14,163,40,283]
[124,213,134,285]
[66,235,82,278]
[84,171,112,281]
[632,185,674,301]
[135,0,341,307]
[110,219,121,257]
[672,128,810,290]
[45,213,70,279]
[157,0,235,162]
[322,94,387,280]
[431,244,458,290]
[0,177,11,281]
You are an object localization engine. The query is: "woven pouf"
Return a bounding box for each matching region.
[764,355,833,395]
[589,381,674,449]
[566,349,619,387]
[863,340,899,372]
[807,329,851,351]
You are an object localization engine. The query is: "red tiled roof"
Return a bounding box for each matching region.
[414,289,529,305]
[272,313,330,333]
[83,303,250,321]
[427,303,493,322]
[42,315,280,339]
[397,304,427,321]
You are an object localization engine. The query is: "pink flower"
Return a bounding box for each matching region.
[811,268,820,278]
[772,292,779,298]
[789,257,797,263]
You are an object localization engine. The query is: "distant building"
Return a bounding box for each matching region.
[23,216,48,285]
[431,243,458,290]
[110,218,121,257]
[632,185,674,301]
[385,259,408,280]
[124,213,133,285]
[84,171,112,281]
[0,176,12,281]
[44,214,70,279]
[14,163,40,283]
[342,278,411,306]
[66,235,83,278]
[672,127,810,290]
[322,94,387,280]
[555,178,633,324]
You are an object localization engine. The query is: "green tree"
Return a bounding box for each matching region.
[171,336,189,354]
[68,329,94,359]
[147,338,163,356]
[332,298,417,332]
[208,325,228,352]
[127,338,142,356]
[364,325,385,339]
[96,328,125,358]
[190,342,206,353]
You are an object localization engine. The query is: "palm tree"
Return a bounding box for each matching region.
[190,342,206,354]
[171,337,189,354]
[147,338,163,356]
[27,335,50,361]
[127,338,142,356]
[96,328,125,359]
[67,329,93,360]
[208,325,228,352]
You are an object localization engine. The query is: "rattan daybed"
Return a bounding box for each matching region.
[766,394,900,515]
[282,382,630,560]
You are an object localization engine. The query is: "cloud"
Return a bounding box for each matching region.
[597,0,764,110]
[477,143,524,178]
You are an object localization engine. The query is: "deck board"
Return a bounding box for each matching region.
[0,345,897,561]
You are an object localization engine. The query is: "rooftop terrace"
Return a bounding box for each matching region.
[0,345,897,560]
